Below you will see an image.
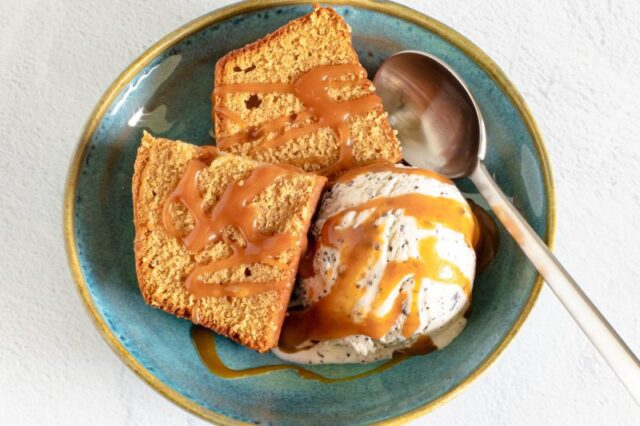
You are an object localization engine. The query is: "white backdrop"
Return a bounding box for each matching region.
[0,0,638,424]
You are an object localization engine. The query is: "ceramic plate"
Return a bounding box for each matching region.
[64,1,555,424]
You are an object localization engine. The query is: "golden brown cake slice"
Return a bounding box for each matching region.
[212,6,401,176]
[132,132,326,351]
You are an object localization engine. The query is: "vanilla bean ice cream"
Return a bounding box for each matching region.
[274,163,479,364]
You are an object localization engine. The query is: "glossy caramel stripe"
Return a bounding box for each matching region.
[214,106,246,128]
[162,147,296,298]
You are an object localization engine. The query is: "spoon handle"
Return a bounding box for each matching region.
[470,161,640,404]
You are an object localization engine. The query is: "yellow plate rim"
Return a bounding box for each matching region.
[63,1,556,424]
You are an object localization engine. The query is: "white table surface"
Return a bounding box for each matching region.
[1,0,639,424]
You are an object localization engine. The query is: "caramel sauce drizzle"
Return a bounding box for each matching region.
[185,163,495,382]
[191,326,431,382]
[213,64,383,175]
[214,106,246,128]
[162,147,296,298]
[280,164,479,351]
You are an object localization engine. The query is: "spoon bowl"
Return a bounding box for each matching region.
[374,51,484,178]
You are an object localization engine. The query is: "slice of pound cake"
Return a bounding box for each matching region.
[132,132,326,351]
[212,6,401,176]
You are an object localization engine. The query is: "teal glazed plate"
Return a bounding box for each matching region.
[64,1,555,424]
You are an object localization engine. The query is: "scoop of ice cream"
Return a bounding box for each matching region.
[274,163,478,364]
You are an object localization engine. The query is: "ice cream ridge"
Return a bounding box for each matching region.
[274,162,480,364]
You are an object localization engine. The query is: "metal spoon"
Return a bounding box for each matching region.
[374,50,640,403]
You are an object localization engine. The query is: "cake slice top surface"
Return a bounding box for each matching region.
[213,6,402,176]
[132,132,326,351]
